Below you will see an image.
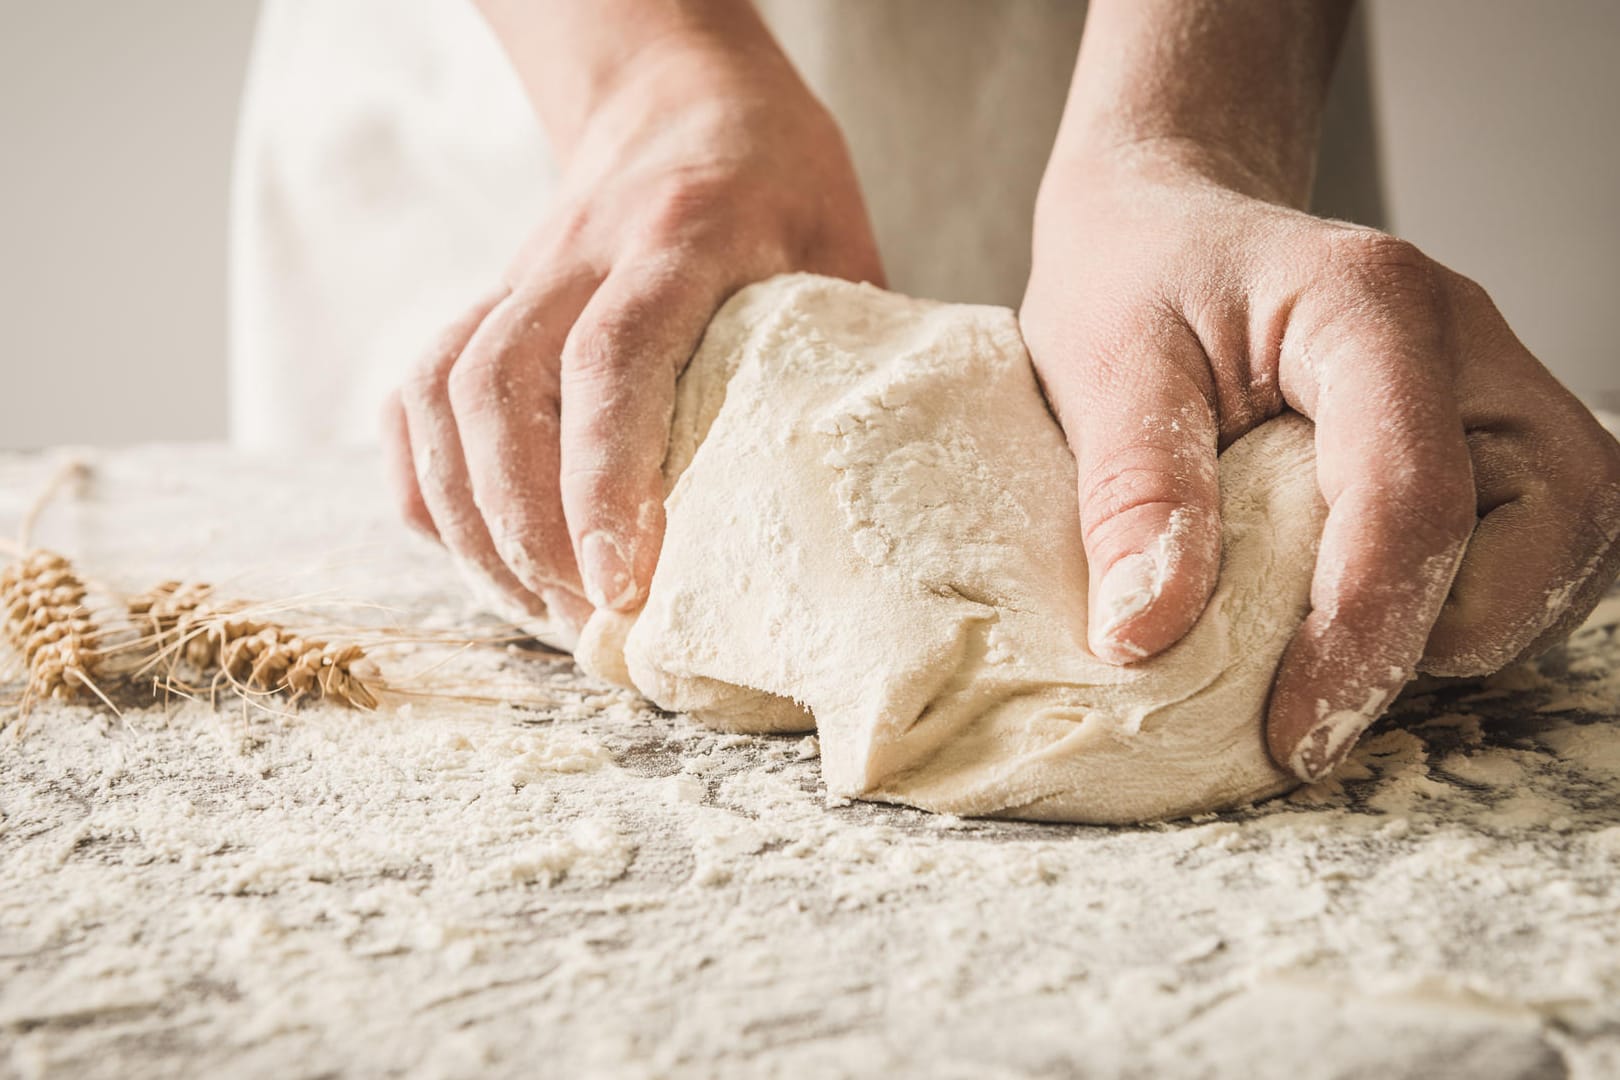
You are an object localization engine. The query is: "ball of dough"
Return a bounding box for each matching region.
[579,275,1325,823]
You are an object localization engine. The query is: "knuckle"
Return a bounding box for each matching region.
[1325,230,1436,303]
[409,309,488,391]
[1380,470,1477,547]
[636,178,790,272]
[1443,268,1494,313]
[1571,433,1620,531]
[1568,444,1620,498]
[445,348,520,416]
[405,345,451,401]
[542,206,593,254]
[1590,430,1620,487]
[443,353,490,410]
[558,461,620,504]
[639,177,729,246]
[1078,445,1204,533]
[563,318,625,383]
[403,325,479,404]
[1531,412,1620,498]
[561,424,658,493]
[1081,465,1179,525]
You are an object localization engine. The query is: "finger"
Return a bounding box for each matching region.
[447,273,599,630]
[558,259,728,612]
[1426,432,1620,674]
[1269,248,1475,781]
[401,290,550,620]
[1038,312,1223,664]
[1424,303,1620,673]
[380,388,437,539]
[1510,468,1620,659]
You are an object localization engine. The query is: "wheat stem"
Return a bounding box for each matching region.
[16,457,89,550]
[127,581,378,710]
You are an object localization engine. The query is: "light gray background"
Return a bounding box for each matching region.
[1,1,1616,450]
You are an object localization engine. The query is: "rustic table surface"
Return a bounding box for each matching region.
[2,445,1618,1080]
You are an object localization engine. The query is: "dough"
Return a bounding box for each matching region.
[579,275,1326,823]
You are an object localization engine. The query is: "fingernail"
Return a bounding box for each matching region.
[1093,551,1162,650]
[1288,683,1404,782]
[1288,710,1371,783]
[492,526,540,590]
[580,531,639,610]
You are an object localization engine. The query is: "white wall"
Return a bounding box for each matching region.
[0,1,258,449]
[0,1,1616,450]
[1368,1,1620,409]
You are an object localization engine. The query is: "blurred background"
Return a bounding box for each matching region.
[1,1,1616,451]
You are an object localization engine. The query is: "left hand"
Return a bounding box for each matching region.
[1021,142,1620,781]
[380,34,883,639]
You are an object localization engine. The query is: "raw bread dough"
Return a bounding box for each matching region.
[579,275,1326,823]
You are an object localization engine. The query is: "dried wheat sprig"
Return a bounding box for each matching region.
[0,549,116,712]
[3,458,565,722]
[0,458,119,715]
[127,581,378,710]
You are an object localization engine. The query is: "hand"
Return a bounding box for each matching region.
[1021,143,1620,781]
[383,38,883,637]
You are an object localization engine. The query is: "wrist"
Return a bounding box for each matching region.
[1043,127,1314,209]
[478,0,804,161]
[1050,0,1352,211]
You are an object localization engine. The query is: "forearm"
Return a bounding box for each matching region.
[474,0,788,158]
[1053,0,1354,206]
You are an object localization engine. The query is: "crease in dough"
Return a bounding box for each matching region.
[578,274,1326,824]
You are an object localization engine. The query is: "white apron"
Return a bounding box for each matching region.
[230,0,1377,447]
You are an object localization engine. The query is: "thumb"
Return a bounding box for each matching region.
[1044,318,1223,664]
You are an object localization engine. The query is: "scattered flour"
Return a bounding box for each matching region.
[3,421,1620,1078]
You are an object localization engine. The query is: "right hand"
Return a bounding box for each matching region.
[1021,143,1620,782]
[383,39,884,636]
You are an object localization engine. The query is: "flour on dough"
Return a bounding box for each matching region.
[579,275,1326,823]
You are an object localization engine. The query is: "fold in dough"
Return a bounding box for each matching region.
[578,275,1326,823]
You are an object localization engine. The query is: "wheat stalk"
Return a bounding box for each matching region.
[128,581,378,710]
[0,549,116,711]
[3,459,562,721]
[0,460,119,714]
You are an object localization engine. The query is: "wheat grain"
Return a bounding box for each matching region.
[1,459,432,719]
[0,549,111,709]
[129,581,378,710]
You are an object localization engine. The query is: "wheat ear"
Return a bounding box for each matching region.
[1,459,116,712]
[129,581,378,710]
[0,550,116,710]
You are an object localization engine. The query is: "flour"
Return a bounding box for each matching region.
[581,275,1326,823]
[4,427,1620,1078]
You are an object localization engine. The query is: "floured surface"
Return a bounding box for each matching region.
[3,447,1620,1079]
